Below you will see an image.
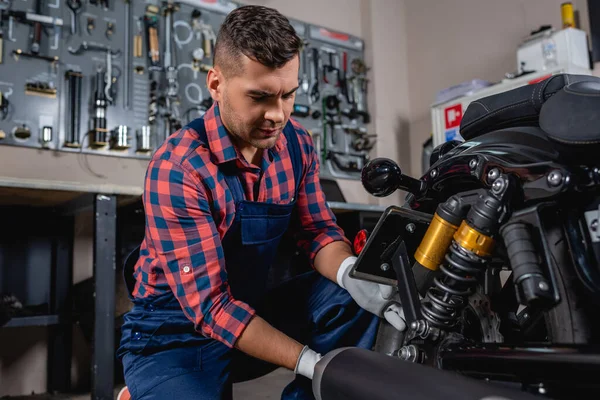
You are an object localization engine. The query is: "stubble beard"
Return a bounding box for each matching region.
[220,96,280,150]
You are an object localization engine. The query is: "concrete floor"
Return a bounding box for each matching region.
[8,368,295,400]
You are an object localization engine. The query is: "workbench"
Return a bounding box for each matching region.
[0,176,141,400]
[0,173,384,400]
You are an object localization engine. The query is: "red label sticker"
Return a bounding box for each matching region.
[528,74,552,85]
[444,104,462,129]
[319,28,350,42]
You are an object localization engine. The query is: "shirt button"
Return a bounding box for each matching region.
[132,331,142,341]
[147,304,155,312]
[182,265,191,274]
[238,204,245,211]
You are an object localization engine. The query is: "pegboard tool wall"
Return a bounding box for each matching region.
[0,0,372,180]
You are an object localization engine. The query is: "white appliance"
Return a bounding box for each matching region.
[517,28,589,74]
[430,28,592,148]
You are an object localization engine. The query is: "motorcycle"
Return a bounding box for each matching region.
[312,73,600,399]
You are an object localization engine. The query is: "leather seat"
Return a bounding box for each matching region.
[540,79,600,146]
[460,74,600,147]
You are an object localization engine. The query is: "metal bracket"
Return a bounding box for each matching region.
[391,240,423,324]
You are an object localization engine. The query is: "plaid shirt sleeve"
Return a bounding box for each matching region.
[294,127,351,264]
[144,158,255,348]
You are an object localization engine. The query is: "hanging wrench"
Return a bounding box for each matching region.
[68,41,121,56]
[309,48,320,104]
[66,0,83,35]
[104,49,113,103]
[298,41,309,95]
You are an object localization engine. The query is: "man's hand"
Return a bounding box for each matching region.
[336,256,406,331]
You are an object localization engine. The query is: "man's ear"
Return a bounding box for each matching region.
[206,67,223,102]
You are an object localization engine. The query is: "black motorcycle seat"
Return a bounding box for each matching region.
[540,80,600,145]
[460,74,600,145]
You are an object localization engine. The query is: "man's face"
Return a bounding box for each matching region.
[208,54,300,150]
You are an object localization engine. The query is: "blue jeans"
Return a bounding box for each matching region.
[121,272,379,400]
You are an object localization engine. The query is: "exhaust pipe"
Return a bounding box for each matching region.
[312,347,541,400]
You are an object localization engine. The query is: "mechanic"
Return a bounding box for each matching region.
[117,5,405,399]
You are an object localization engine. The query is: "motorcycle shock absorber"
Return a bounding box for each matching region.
[412,195,471,296]
[420,177,511,329]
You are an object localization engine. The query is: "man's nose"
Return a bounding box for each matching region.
[264,99,285,125]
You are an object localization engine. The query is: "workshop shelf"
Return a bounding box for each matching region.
[4,314,61,328]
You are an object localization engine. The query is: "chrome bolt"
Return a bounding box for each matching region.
[469,159,478,169]
[538,384,546,395]
[430,169,438,178]
[539,281,549,291]
[410,321,418,330]
[492,178,505,193]
[406,223,416,233]
[522,313,529,320]
[547,170,563,187]
[487,168,500,182]
[380,263,390,272]
[398,345,419,362]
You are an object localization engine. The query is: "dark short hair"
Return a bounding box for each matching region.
[214,5,303,76]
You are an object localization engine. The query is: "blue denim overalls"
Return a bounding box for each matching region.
[118,117,378,399]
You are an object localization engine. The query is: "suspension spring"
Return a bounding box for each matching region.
[420,175,510,329]
[421,241,488,328]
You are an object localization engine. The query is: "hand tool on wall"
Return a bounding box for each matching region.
[351,134,377,152]
[6,9,63,63]
[162,1,182,140]
[321,47,341,87]
[123,0,131,109]
[136,125,152,153]
[298,40,309,95]
[199,18,216,60]
[31,0,43,55]
[25,80,56,98]
[145,5,161,127]
[340,51,351,104]
[309,48,320,104]
[191,9,203,41]
[66,0,82,36]
[64,70,82,148]
[326,150,366,173]
[134,18,142,58]
[105,22,114,39]
[0,90,9,120]
[349,57,370,123]
[144,5,161,69]
[91,69,108,147]
[40,125,52,147]
[67,42,121,105]
[86,17,94,35]
[110,125,130,150]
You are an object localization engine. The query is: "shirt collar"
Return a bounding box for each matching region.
[203,102,287,165]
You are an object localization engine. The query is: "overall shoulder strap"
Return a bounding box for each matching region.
[282,121,303,196]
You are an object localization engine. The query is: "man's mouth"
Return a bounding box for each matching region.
[257,128,281,137]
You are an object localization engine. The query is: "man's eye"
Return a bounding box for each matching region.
[250,96,266,102]
[283,93,295,100]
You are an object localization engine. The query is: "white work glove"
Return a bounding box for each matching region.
[294,345,323,379]
[337,256,406,332]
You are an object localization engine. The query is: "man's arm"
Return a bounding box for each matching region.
[293,124,353,280]
[314,241,354,283]
[145,157,304,370]
[236,316,304,370]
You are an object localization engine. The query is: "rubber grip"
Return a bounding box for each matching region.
[500,222,542,282]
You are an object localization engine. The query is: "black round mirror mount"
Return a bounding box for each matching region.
[361,158,425,197]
